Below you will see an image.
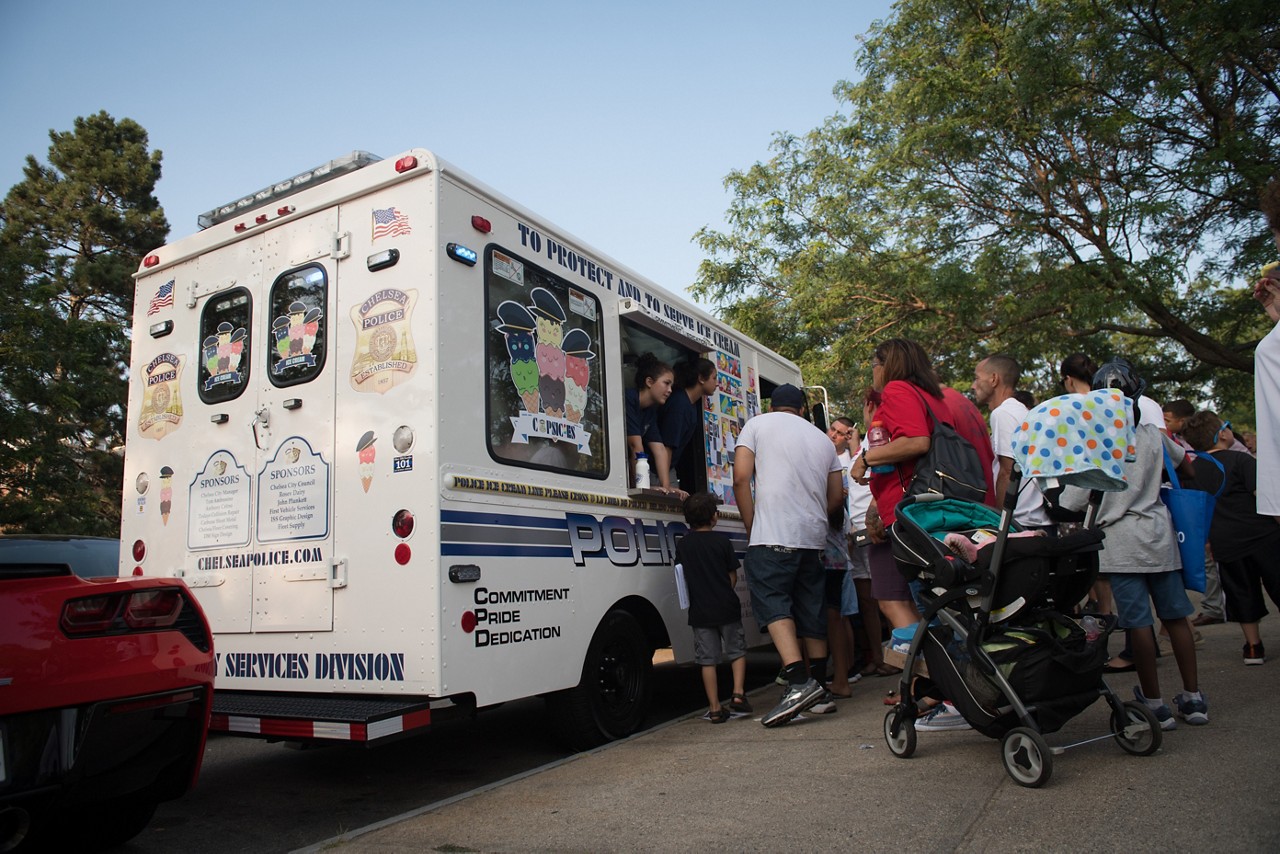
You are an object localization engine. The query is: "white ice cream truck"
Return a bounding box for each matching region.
[120,149,804,748]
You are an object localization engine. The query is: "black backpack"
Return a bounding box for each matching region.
[905,387,988,503]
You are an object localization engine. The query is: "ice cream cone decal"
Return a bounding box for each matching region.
[530,288,567,418]
[159,465,174,526]
[562,328,595,423]
[356,430,376,493]
[496,300,539,413]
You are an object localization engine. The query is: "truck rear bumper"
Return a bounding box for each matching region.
[210,691,460,743]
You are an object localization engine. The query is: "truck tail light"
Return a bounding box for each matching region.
[393,509,414,566]
[395,155,418,173]
[132,539,146,562]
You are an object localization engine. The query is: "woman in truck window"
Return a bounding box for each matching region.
[657,356,716,499]
[626,352,675,492]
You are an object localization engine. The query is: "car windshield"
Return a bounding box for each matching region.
[0,538,121,578]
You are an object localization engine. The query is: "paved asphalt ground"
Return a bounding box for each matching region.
[304,616,1280,853]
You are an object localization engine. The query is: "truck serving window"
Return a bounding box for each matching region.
[197,288,252,404]
[485,246,608,479]
[619,320,710,495]
[266,265,327,387]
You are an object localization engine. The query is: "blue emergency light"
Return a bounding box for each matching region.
[446,242,478,266]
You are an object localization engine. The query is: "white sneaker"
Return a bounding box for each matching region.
[808,690,839,714]
[914,702,971,731]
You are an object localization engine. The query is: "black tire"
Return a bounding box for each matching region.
[1111,700,1163,756]
[546,609,653,751]
[1001,726,1053,788]
[883,710,917,758]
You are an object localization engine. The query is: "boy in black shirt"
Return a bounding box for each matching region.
[677,492,750,722]
[1183,411,1280,665]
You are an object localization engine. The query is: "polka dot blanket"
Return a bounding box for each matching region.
[1012,390,1134,492]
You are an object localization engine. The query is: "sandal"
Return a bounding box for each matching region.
[1102,658,1135,673]
[726,693,753,714]
[867,661,902,677]
[707,708,730,724]
[883,689,899,706]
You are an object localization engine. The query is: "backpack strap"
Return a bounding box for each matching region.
[906,383,951,434]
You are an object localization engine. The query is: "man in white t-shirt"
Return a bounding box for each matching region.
[972,354,1053,531]
[733,383,844,727]
[1255,177,1280,518]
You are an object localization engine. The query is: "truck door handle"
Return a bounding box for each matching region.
[252,406,271,449]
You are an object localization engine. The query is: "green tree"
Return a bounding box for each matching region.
[694,0,1279,417]
[0,112,168,535]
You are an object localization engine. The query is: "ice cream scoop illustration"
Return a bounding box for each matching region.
[496,300,540,412]
[356,430,376,493]
[530,287,565,348]
[159,465,174,526]
[562,328,594,423]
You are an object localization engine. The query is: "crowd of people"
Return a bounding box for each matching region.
[677,177,1280,729]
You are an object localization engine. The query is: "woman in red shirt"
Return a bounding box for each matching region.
[851,338,995,628]
[851,339,940,629]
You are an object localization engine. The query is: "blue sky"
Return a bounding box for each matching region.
[0,0,894,305]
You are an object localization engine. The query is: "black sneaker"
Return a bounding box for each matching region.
[1244,641,1266,665]
[762,678,824,727]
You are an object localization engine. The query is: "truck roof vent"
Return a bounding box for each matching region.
[197,150,383,230]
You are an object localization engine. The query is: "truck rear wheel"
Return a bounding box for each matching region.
[546,609,652,751]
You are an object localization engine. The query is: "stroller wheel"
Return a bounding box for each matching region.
[1001,727,1053,788]
[1111,700,1163,756]
[883,709,917,758]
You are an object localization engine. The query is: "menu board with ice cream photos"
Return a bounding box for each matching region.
[704,350,750,506]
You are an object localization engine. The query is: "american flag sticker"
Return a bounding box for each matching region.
[148,279,175,316]
[372,207,412,241]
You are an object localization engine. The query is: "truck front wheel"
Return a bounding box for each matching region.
[546,609,652,750]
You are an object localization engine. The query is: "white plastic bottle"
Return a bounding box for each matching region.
[634,452,651,489]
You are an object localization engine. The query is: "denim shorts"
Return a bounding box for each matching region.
[744,545,826,640]
[840,569,860,617]
[1108,571,1195,629]
[692,621,746,666]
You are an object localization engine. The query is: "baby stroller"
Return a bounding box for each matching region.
[882,391,1163,786]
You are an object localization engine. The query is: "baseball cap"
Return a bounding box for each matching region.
[770,383,806,410]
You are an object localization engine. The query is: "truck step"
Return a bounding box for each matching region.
[211,691,446,742]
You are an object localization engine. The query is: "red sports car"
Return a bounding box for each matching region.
[0,536,215,851]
